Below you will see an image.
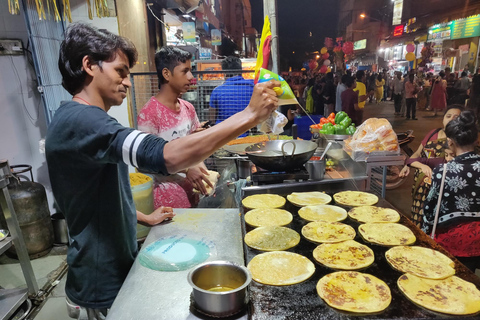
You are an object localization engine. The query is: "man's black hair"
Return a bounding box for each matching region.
[155,46,192,88]
[341,74,349,84]
[345,76,355,88]
[326,72,334,80]
[356,70,365,81]
[58,22,138,95]
[222,56,242,78]
[461,71,468,77]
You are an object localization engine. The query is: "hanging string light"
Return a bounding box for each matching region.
[8,0,20,15]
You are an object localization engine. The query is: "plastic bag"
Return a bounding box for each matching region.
[345,118,399,155]
[258,68,299,106]
[259,110,288,134]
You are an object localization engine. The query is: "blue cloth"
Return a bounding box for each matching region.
[210,76,254,136]
[46,101,168,309]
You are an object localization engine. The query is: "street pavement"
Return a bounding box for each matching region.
[362,99,444,217]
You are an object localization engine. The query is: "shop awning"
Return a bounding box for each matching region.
[380,30,429,48]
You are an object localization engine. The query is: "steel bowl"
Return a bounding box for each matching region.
[0,229,9,241]
[187,260,252,317]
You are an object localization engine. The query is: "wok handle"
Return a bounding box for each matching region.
[281,141,296,158]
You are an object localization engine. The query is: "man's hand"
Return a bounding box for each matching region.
[186,165,213,195]
[244,80,281,123]
[137,207,175,226]
[193,122,207,133]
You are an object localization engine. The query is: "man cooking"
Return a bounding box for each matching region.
[46,23,279,319]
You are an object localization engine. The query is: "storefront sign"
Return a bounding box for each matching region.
[451,15,480,39]
[428,23,451,41]
[211,29,221,46]
[392,0,403,26]
[393,25,404,37]
[182,22,196,43]
[354,39,367,50]
[199,47,212,60]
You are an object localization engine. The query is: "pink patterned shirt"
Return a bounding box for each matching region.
[137,97,200,208]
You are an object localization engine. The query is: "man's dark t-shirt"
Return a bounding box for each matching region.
[46,101,169,309]
[341,88,360,124]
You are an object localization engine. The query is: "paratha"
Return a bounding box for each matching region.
[244,208,292,227]
[385,246,455,279]
[348,206,400,223]
[358,223,416,246]
[398,274,480,315]
[242,194,286,209]
[244,226,300,251]
[317,271,391,313]
[333,191,378,207]
[313,240,374,270]
[287,192,332,207]
[247,251,315,286]
[302,221,356,244]
[298,205,347,222]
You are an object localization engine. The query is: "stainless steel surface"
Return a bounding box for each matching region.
[305,159,325,180]
[222,143,253,155]
[187,261,251,317]
[0,160,38,296]
[363,154,406,198]
[245,140,317,171]
[0,237,12,256]
[51,213,69,244]
[319,142,332,160]
[107,209,247,320]
[0,288,28,320]
[236,159,252,179]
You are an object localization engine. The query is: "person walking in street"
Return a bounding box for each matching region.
[405,73,420,120]
[323,72,336,116]
[353,70,367,124]
[430,71,447,116]
[335,74,348,112]
[375,73,385,104]
[341,76,361,125]
[392,72,403,115]
[399,105,464,227]
[453,71,470,105]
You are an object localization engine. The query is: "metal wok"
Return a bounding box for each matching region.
[245,140,317,171]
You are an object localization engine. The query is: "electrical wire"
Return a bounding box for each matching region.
[10,56,40,124]
[146,3,170,31]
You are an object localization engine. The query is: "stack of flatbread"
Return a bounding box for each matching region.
[302,221,356,244]
[247,251,315,286]
[287,192,332,207]
[242,194,286,209]
[333,191,378,207]
[358,223,416,246]
[317,271,392,313]
[313,240,374,270]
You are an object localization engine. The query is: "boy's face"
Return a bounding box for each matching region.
[164,60,194,94]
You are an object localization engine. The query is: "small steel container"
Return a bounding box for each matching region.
[187,260,252,317]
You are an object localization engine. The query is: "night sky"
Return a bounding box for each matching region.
[249,0,340,71]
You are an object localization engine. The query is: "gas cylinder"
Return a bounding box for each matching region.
[0,165,54,259]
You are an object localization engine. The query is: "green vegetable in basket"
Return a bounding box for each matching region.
[346,125,356,135]
[340,116,352,127]
[335,111,347,124]
[321,122,335,135]
[334,124,346,135]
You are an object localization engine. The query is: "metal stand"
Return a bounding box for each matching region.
[364,154,406,198]
[0,160,38,320]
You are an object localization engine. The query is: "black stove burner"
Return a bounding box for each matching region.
[252,167,309,185]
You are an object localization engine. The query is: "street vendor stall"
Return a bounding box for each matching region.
[107,175,480,319]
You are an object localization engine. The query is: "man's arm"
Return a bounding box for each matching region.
[162,80,280,173]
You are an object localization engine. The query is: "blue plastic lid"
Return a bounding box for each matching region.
[139,234,215,272]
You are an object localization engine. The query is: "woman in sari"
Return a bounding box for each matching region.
[399,105,464,227]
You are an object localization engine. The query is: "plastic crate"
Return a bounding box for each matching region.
[294,115,322,140]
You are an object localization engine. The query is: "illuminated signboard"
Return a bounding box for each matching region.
[393,25,404,36]
[451,15,480,39]
[354,39,367,50]
[393,0,403,25]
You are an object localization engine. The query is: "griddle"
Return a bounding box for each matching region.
[241,196,480,320]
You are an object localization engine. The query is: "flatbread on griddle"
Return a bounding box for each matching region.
[385,246,455,280]
[333,191,378,207]
[244,208,292,227]
[247,251,315,286]
[287,192,332,207]
[313,240,374,270]
[317,271,391,313]
[398,274,480,315]
[244,226,300,251]
[358,223,416,246]
[298,205,347,222]
[242,194,286,209]
[348,206,400,223]
[301,221,356,244]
